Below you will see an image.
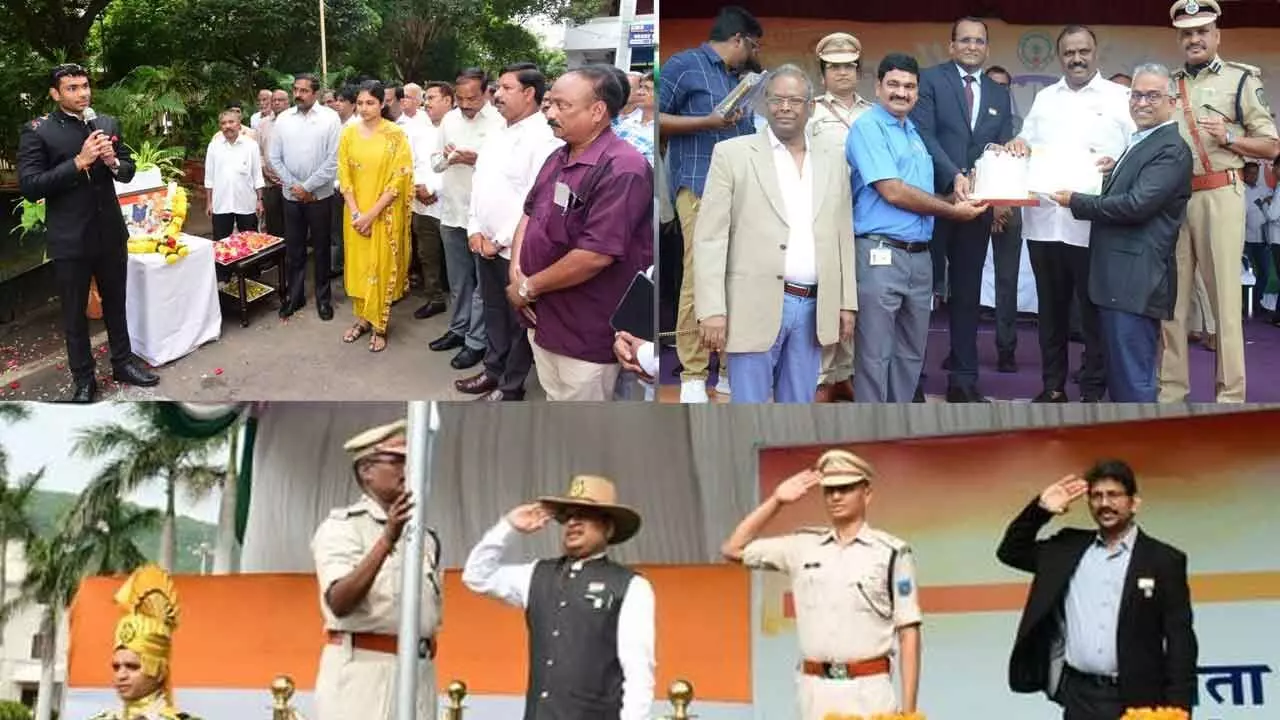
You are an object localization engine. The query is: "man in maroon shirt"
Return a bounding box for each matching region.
[508,65,654,401]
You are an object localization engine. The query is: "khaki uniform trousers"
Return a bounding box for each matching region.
[797,672,897,720]
[675,188,727,384]
[529,330,622,401]
[1187,270,1216,335]
[819,340,854,385]
[1159,182,1246,402]
[315,644,438,720]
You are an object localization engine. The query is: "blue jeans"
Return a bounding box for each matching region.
[727,294,821,403]
[1098,307,1158,402]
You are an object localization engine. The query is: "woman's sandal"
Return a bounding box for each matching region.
[369,332,387,353]
[343,323,371,343]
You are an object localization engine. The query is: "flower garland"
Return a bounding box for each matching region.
[1120,708,1190,720]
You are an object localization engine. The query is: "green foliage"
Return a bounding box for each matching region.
[0,39,55,169]
[130,141,187,184]
[0,699,33,720]
[9,200,46,239]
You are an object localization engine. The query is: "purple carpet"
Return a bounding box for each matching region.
[659,310,1280,403]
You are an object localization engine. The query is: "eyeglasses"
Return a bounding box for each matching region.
[1130,91,1168,105]
[766,96,809,109]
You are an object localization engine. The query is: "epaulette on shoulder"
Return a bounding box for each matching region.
[795,525,830,536]
[866,527,910,553]
[329,504,366,520]
[1225,61,1261,78]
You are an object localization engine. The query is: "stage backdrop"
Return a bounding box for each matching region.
[752,413,1279,720]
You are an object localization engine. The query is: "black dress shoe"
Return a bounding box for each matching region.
[997,353,1017,373]
[113,363,160,387]
[414,300,447,320]
[941,353,954,371]
[318,303,334,321]
[946,386,990,403]
[1032,390,1068,403]
[450,347,484,370]
[70,379,98,403]
[455,372,498,395]
[430,332,465,352]
[279,299,305,318]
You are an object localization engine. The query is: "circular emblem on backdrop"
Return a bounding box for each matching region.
[1018,33,1055,72]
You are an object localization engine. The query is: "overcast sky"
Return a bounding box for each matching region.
[1,403,222,524]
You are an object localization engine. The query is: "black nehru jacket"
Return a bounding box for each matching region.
[523,556,636,720]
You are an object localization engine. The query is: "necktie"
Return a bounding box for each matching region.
[963,75,976,127]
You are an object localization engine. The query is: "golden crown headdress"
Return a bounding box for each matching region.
[113,565,180,699]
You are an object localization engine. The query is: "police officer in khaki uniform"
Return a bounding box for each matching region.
[311,420,443,720]
[810,33,874,405]
[1160,0,1280,403]
[722,450,922,719]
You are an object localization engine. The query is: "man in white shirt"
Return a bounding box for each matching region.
[268,74,342,320]
[462,476,655,720]
[204,109,265,240]
[1006,25,1134,402]
[249,88,272,129]
[455,62,563,401]
[1243,161,1270,314]
[619,71,644,126]
[257,89,291,237]
[398,83,429,128]
[410,82,454,321]
[428,69,504,370]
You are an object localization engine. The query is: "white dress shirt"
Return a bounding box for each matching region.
[956,64,983,130]
[249,110,267,129]
[1018,72,1135,248]
[267,104,342,201]
[461,518,655,720]
[767,127,817,285]
[1266,182,1280,245]
[398,111,429,130]
[1245,178,1269,244]
[432,104,504,228]
[204,134,265,216]
[404,119,445,217]
[466,112,563,260]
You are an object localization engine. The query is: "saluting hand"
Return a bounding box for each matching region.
[1039,474,1088,514]
[773,469,821,504]
[382,490,415,544]
[507,502,553,533]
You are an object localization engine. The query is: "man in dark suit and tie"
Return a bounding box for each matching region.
[1052,65,1193,402]
[17,63,160,402]
[912,17,1014,402]
[997,461,1198,720]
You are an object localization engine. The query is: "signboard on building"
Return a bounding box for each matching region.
[629,22,655,48]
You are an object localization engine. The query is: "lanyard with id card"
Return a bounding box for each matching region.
[869,241,892,267]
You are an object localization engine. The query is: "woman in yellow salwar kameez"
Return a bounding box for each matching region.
[337,80,413,352]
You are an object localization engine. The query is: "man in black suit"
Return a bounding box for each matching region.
[997,461,1198,720]
[17,63,160,402]
[912,17,1015,402]
[1052,64,1193,402]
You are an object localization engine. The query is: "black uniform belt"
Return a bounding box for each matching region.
[1064,664,1119,687]
[861,234,930,253]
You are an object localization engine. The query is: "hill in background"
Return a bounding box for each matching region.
[28,490,218,575]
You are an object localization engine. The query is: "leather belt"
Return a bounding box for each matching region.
[1064,665,1119,687]
[801,656,891,680]
[327,631,434,659]
[1191,169,1236,193]
[783,281,818,298]
[862,235,930,254]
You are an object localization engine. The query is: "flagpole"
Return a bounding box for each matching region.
[319,0,329,88]
[396,401,438,720]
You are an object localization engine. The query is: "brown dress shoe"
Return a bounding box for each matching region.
[815,384,835,403]
[829,379,854,402]
[454,372,498,395]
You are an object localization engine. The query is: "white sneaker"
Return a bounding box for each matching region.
[715,375,731,395]
[679,379,710,403]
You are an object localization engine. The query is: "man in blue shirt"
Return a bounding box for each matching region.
[659,5,762,403]
[846,53,987,403]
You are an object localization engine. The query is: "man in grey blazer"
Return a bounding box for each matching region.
[694,65,857,403]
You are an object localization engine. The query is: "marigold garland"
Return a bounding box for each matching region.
[1119,708,1190,720]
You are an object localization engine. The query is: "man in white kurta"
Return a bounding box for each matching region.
[311,421,442,720]
[1007,28,1134,402]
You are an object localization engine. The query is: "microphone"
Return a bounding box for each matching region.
[83,107,97,131]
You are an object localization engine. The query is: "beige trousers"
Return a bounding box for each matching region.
[819,339,855,385]
[315,644,438,720]
[797,672,897,720]
[674,188,726,384]
[1187,270,1217,335]
[1159,182,1245,402]
[530,330,622,401]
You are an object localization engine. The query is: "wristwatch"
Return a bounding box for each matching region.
[518,277,533,300]
[351,210,360,221]
[1223,130,1236,147]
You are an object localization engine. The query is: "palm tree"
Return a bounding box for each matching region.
[0,403,39,614]
[74,487,162,575]
[72,404,227,570]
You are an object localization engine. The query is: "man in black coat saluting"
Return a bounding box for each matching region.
[997,461,1198,720]
[17,63,160,402]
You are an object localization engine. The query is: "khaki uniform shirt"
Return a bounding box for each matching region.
[1172,56,1278,175]
[311,495,443,638]
[743,524,922,663]
[808,93,873,158]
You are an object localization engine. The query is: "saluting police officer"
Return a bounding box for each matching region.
[1160,0,1280,403]
[16,63,160,403]
[809,33,873,405]
[722,450,922,720]
[311,420,443,720]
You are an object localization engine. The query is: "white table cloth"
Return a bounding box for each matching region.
[125,232,221,366]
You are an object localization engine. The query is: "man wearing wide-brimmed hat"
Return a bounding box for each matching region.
[723,449,922,719]
[311,420,444,720]
[462,474,655,720]
[1160,0,1279,403]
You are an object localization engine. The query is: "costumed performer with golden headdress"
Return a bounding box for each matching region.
[90,564,198,720]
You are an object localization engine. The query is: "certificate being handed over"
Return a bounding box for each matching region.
[1026,144,1104,196]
